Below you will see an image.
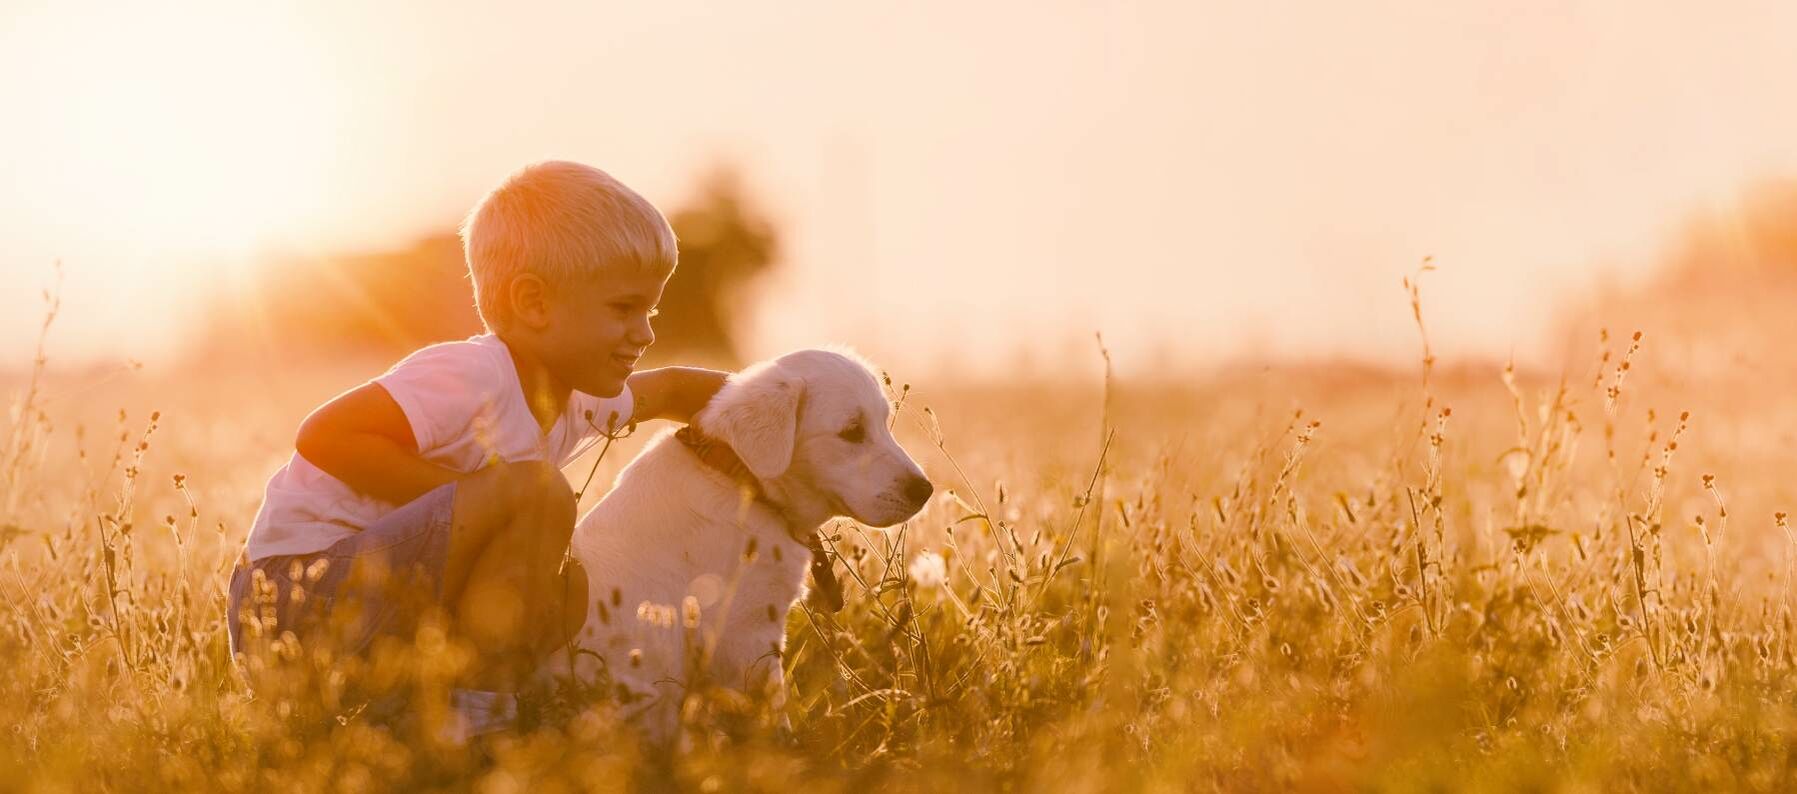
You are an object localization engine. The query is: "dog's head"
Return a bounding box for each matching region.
[692,348,932,527]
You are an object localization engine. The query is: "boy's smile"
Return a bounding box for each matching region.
[552,268,669,397]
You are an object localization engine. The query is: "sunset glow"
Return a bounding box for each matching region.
[4,4,340,265]
[4,2,1797,372]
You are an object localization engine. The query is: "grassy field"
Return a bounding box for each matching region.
[5,296,1797,791]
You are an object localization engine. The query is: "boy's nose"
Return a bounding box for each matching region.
[627,316,655,347]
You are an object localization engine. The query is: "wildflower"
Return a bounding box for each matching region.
[1500,448,1529,484]
[909,550,947,589]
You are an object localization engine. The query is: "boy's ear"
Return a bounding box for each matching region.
[508,273,551,329]
[695,367,804,479]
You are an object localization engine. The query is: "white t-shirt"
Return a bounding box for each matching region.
[243,334,634,561]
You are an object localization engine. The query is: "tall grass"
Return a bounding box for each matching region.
[3,275,1796,791]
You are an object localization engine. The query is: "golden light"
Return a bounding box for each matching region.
[6,3,343,267]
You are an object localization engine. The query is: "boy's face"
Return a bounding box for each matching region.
[535,267,669,399]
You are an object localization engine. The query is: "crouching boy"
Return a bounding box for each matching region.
[227,160,726,734]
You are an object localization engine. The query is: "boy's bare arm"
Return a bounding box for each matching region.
[626,367,729,424]
[295,382,464,505]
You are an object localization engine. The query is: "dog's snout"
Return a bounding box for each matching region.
[902,475,934,507]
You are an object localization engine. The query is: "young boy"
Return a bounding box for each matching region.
[228,160,727,710]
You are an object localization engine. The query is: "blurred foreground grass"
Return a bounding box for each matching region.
[5,310,1797,791]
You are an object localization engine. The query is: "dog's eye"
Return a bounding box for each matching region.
[839,423,865,443]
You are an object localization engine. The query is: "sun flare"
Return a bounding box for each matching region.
[6,3,343,266]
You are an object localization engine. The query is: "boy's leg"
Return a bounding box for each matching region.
[440,459,588,688]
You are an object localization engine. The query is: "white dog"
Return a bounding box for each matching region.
[545,348,933,741]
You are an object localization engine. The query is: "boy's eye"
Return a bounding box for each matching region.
[613,304,660,319]
[839,423,865,443]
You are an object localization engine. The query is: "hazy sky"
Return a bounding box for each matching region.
[4,1,1796,374]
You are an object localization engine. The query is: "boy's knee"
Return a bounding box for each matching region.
[529,470,577,534]
[485,459,575,518]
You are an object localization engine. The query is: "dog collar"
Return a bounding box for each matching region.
[674,425,845,612]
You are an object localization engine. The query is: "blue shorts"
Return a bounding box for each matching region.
[227,482,458,668]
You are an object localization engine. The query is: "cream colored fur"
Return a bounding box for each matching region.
[543,348,931,743]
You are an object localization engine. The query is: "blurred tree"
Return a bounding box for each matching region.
[189,164,780,368]
[187,233,480,364]
[1661,179,1797,282]
[1562,177,1797,381]
[656,166,780,366]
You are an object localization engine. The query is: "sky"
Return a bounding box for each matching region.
[3,1,1797,375]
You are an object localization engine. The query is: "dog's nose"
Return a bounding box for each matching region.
[902,475,934,507]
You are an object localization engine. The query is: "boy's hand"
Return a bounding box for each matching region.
[295,382,463,505]
[626,366,729,425]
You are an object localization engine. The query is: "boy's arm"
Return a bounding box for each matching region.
[625,366,730,424]
[295,382,464,505]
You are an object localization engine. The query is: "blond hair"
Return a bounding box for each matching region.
[460,160,678,330]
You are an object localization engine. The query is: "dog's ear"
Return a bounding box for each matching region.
[695,367,804,479]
